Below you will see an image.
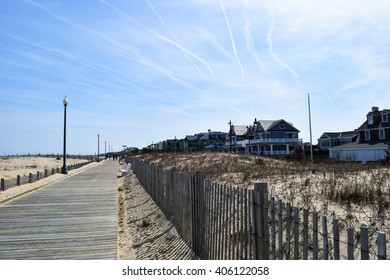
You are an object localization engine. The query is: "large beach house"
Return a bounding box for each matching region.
[227,118,302,155]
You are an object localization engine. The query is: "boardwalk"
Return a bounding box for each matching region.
[0,160,118,260]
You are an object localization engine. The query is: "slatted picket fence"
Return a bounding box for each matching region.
[128,157,388,260]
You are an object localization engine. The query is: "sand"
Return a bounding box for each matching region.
[0,157,96,204]
[117,166,195,260]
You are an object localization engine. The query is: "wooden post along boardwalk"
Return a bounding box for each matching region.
[0,160,118,259]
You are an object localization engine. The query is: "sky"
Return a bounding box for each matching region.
[1,0,390,155]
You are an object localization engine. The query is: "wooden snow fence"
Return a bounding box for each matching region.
[128,157,388,260]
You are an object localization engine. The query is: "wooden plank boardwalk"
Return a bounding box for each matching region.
[0,160,118,259]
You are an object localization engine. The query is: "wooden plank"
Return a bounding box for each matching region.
[253,182,268,260]
[303,208,309,260]
[294,207,300,260]
[249,189,255,260]
[313,212,318,260]
[277,199,283,260]
[238,188,246,260]
[361,226,369,260]
[377,232,386,260]
[322,215,329,260]
[347,228,354,260]
[286,202,291,260]
[270,197,276,260]
[217,184,224,260]
[333,217,340,260]
[228,186,233,259]
[243,188,249,260]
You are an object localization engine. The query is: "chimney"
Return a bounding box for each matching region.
[372,106,379,112]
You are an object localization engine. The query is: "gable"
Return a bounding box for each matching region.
[267,119,300,132]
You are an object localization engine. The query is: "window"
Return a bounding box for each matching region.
[379,129,385,140]
[365,130,370,141]
[368,115,374,125]
[382,113,388,123]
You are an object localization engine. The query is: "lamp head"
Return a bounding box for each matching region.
[63,96,69,106]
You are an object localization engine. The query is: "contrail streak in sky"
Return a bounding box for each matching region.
[219,0,245,79]
[99,0,214,78]
[267,15,300,80]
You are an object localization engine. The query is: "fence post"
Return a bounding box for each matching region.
[313,212,318,260]
[1,178,4,191]
[17,175,21,186]
[361,226,369,260]
[253,182,269,260]
[286,202,292,260]
[377,232,386,260]
[294,207,300,260]
[29,173,32,183]
[277,199,283,260]
[322,215,328,260]
[333,217,340,260]
[192,170,205,258]
[303,208,309,260]
[347,228,354,260]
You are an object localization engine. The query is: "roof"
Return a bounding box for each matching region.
[319,131,358,140]
[258,120,277,131]
[329,142,389,150]
[232,125,248,136]
[358,107,390,130]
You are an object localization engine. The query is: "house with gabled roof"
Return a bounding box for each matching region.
[184,130,227,152]
[318,131,358,151]
[329,106,390,163]
[245,119,301,155]
[227,124,249,153]
[226,118,302,155]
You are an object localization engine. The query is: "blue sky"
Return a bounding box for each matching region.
[1,0,390,155]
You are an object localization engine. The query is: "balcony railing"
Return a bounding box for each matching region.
[248,138,302,144]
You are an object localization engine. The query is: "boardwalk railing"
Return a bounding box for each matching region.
[1,161,92,192]
[128,157,388,260]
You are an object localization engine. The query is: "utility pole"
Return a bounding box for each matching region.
[308,93,313,160]
[228,120,233,153]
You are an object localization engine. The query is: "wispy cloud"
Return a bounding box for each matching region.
[243,0,264,71]
[99,0,215,79]
[144,0,207,80]
[267,14,300,81]
[24,0,204,92]
[219,0,244,79]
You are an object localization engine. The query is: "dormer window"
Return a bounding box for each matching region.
[368,114,374,125]
[382,113,388,123]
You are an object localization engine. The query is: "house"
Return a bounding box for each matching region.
[245,119,301,155]
[226,124,248,153]
[318,131,358,151]
[329,106,390,163]
[226,118,302,155]
[184,130,227,152]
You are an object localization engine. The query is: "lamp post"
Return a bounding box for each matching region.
[97,133,100,162]
[61,96,69,174]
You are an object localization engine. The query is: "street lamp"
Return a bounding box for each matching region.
[61,96,69,174]
[97,133,100,162]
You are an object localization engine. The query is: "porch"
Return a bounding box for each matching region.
[246,143,297,155]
